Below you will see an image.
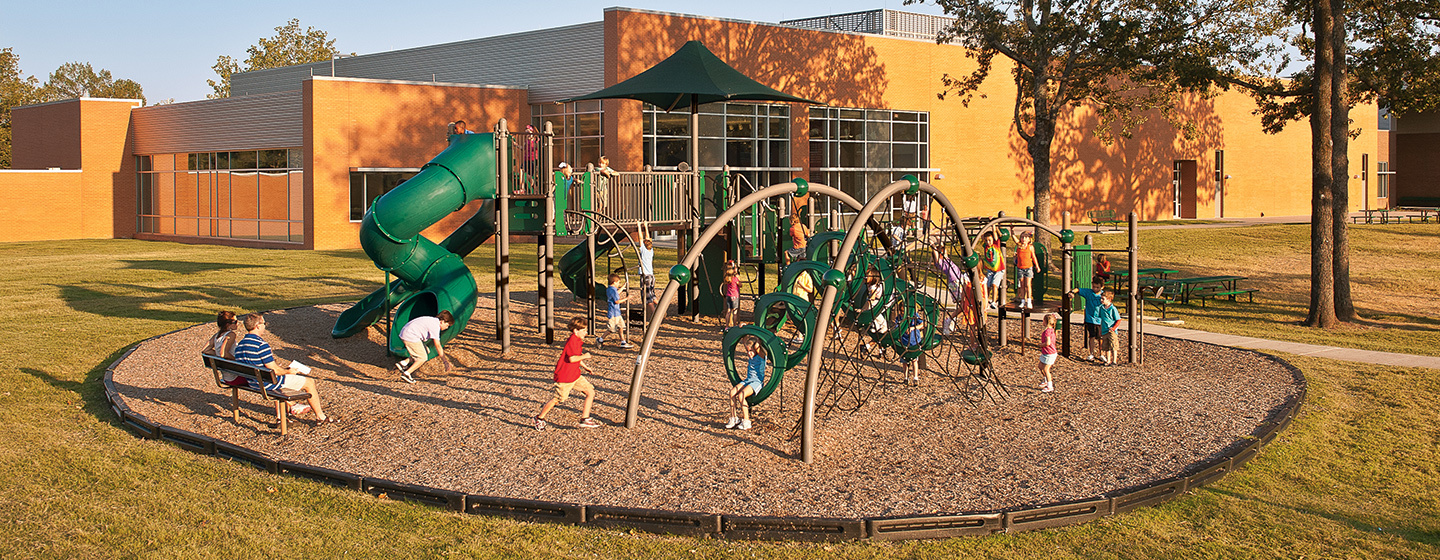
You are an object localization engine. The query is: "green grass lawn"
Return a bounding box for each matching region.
[0,235,1437,558]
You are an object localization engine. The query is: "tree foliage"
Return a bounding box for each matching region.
[1,48,41,168]
[914,0,1286,223]
[38,62,145,104]
[208,19,342,99]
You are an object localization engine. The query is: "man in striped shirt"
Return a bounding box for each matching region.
[236,313,334,423]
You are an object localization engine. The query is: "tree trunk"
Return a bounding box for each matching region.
[1305,0,1339,328]
[1029,76,1055,226]
[1330,0,1358,321]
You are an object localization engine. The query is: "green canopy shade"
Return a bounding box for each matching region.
[563,41,821,110]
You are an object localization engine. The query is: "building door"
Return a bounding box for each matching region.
[1173,160,1198,219]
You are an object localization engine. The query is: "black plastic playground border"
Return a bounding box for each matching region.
[102,319,1307,542]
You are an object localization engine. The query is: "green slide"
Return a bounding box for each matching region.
[558,232,627,300]
[332,134,498,360]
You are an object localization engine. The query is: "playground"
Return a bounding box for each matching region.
[109,294,1298,520]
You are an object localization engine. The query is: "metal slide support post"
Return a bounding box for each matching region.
[543,122,556,344]
[1128,211,1140,365]
[496,120,512,353]
[625,183,872,430]
[1060,211,1073,356]
[587,230,597,332]
[690,102,702,320]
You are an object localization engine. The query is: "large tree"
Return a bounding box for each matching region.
[38,62,145,104]
[209,19,342,99]
[915,0,1285,224]
[1,48,40,169]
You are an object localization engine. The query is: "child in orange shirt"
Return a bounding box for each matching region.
[1013,232,1038,309]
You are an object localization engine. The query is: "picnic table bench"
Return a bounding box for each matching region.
[1191,285,1259,306]
[1086,209,1123,232]
[1352,208,1397,224]
[1139,285,1173,319]
[1396,206,1439,223]
[1140,275,1250,304]
[202,353,311,436]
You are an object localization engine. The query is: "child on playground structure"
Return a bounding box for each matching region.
[637,222,658,315]
[791,266,816,304]
[727,337,766,430]
[1014,232,1038,309]
[787,216,811,264]
[931,247,972,335]
[981,230,1006,309]
[862,270,889,357]
[535,317,601,430]
[599,273,632,349]
[722,260,741,332]
[1070,276,1108,361]
[1098,291,1122,365]
[1038,313,1059,392]
[395,311,454,384]
[900,309,925,385]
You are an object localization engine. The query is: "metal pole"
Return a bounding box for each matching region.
[689,99,702,320]
[587,230,597,332]
[496,120,512,353]
[543,122,556,344]
[1060,211,1072,357]
[1128,211,1140,365]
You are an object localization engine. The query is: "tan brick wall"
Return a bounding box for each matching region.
[0,171,86,241]
[305,78,528,250]
[606,9,1376,221]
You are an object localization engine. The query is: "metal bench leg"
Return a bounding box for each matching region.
[276,402,288,436]
[231,389,240,422]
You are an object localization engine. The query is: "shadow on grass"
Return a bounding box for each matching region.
[1204,487,1440,547]
[20,342,133,426]
[55,278,381,324]
[120,260,259,274]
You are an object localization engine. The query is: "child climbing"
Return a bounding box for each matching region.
[599,273,632,349]
[727,337,766,431]
[1038,313,1059,392]
[722,260,741,332]
[1014,232,1037,309]
[535,317,601,430]
[900,308,925,385]
[637,222,658,316]
[981,230,1006,309]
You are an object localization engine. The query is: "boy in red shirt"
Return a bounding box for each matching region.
[534,317,602,430]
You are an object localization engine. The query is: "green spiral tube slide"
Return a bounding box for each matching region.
[332,134,498,359]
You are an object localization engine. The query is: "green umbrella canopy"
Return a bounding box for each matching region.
[563,41,821,110]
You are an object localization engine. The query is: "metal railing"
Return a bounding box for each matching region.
[505,131,548,196]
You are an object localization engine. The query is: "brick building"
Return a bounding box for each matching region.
[3,7,1392,250]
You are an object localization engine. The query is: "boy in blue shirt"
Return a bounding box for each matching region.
[598,272,632,349]
[1098,291,1122,365]
[1070,275,1107,361]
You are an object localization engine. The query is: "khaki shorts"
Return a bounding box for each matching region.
[553,376,594,403]
[607,315,625,332]
[402,339,429,363]
[1102,329,1119,352]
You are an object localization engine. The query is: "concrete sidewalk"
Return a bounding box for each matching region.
[1135,318,1440,369]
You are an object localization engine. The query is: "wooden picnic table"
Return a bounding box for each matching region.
[1140,275,1248,304]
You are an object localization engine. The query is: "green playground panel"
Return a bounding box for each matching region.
[722,325,787,407]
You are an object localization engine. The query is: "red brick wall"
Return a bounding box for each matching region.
[1396,132,1440,202]
[305,78,528,250]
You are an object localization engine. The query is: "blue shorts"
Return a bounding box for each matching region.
[742,378,763,395]
[1040,353,1057,365]
[1017,268,1034,279]
[985,270,1005,287]
[724,295,740,310]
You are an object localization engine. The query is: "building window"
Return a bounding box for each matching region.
[1378,161,1392,199]
[641,102,796,188]
[349,170,421,221]
[532,101,603,169]
[808,107,931,215]
[136,149,304,243]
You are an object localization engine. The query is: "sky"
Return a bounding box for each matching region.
[2,0,949,104]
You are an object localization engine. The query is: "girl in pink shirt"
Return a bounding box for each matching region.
[722,260,741,331]
[1038,313,1059,393]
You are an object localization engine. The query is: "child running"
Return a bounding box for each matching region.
[1038,313,1059,392]
[727,337,766,430]
[1098,291,1122,365]
[1013,232,1037,309]
[598,273,632,349]
[395,311,454,383]
[722,260,741,332]
[535,317,602,430]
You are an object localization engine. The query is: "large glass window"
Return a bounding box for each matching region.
[349,170,421,221]
[1378,161,1392,199]
[641,102,796,188]
[808,107,932,219]
[136,149,305,243]
[532,100,603,169]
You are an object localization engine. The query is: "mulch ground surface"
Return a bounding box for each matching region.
[111,295,1298,518]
